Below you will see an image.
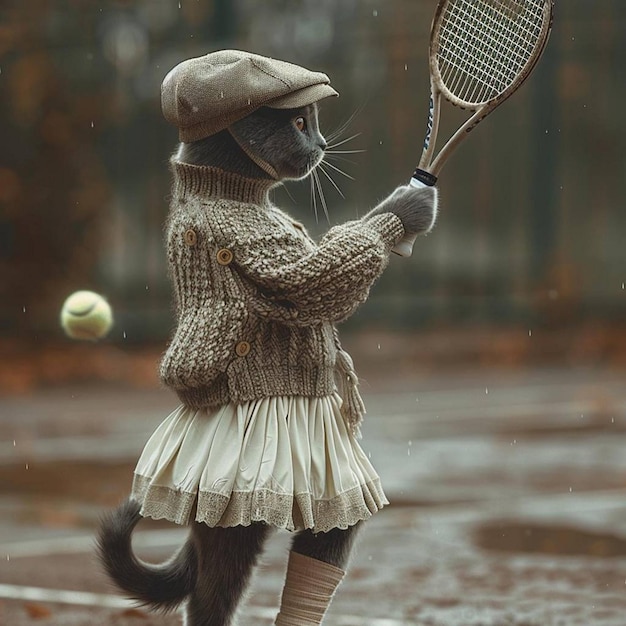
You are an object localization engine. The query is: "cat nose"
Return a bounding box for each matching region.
[318,138,327,150]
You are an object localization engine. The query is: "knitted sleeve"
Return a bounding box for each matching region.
[233,213,405,324]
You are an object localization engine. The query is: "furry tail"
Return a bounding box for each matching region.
[96,498,196,612]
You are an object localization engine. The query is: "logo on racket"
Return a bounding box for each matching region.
[423,95,435,151]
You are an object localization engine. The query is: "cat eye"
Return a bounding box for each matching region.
[294,117,306,132]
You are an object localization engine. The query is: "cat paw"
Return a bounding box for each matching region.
[367,185,438,236]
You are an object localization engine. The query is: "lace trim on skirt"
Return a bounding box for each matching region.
[130,394,388,533]
[132,474,387,533]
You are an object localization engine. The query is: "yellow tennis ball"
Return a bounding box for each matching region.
[60,290,113,341]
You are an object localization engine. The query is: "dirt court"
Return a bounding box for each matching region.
[2,366,626,625]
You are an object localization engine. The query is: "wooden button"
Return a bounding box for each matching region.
[184,229,197,246]
[235,341,251,357]
[216,248,233,265]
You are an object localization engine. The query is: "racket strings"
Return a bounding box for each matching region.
[441,3,541,100]
[437,0,546,104]
[441,2,542,98]
[440,1,544,102]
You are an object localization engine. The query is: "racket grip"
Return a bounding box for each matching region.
[392,169,437,257]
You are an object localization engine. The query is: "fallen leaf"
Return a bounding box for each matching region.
[24,602,52,619]
[119,607,148,619]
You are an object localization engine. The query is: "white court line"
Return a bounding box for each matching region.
[2,528,187,559]
[0,584,133,609]
[0,584,405,625]
[1,532,407,625]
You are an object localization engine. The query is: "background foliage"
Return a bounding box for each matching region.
[1,0,625,349]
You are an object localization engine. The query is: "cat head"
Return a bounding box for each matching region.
[176,103,327,182]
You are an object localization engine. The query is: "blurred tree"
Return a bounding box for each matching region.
[0,0,111,336]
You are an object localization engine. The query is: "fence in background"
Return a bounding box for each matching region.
[1,0,624,340]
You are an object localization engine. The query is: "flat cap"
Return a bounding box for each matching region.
[161,50,338,142]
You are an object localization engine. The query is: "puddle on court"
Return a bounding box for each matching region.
[474,520,626,558]
[0,459,134,505]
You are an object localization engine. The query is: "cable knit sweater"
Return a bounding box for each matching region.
[159,161,405,430]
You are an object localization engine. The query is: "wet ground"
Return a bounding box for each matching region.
[1,366,626,625]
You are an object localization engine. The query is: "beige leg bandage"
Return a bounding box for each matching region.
[275,551,345,625]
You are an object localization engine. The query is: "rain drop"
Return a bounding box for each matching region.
[145,284,149,291]
[569,486,573,492]
[485,387,489,395]
[91,121,94,128]
[622,283,625,290]
[25,463,29,470]
[404,64,408,71]
[528,329,532,337]
[377,343,381,350]
[22,306,26,313]
[13,440,16,447]
[372,10,378,17]
[123,331,127,339]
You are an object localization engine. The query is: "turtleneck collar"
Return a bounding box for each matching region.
[171,160,277,205]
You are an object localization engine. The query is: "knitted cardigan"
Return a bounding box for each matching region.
[160,161,405,432]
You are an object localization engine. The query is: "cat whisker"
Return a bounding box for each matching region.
[318,162,346,199]
[308,160,319,224]
[324,153,360,167]
[325,149,366,155]
[320,159,354,181]
[327,132,362,150]
[312,168,330,223]
[325,103,366,144]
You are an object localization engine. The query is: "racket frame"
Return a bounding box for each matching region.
[395,0,554,257]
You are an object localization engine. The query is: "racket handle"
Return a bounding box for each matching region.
[392,168,438,257]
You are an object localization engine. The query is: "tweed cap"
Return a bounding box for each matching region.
[161,50,338,141]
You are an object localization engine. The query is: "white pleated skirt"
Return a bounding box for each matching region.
[131,393,388,533]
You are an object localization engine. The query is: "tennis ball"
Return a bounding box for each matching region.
[60,290,113,341]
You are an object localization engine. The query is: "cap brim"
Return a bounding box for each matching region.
[266,84,339,110]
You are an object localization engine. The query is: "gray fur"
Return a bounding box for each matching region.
[98,104,437,625]
[97,500,360,625]
[292,523,362,569]
[176,104,326,181]
[96,498,196,612]
[367,185,438,236]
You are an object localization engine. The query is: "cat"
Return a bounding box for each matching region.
[97,102,436,626]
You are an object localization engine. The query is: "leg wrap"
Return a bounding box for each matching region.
[275,551,345,625]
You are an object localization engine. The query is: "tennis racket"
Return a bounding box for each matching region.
[393,0,554,257]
